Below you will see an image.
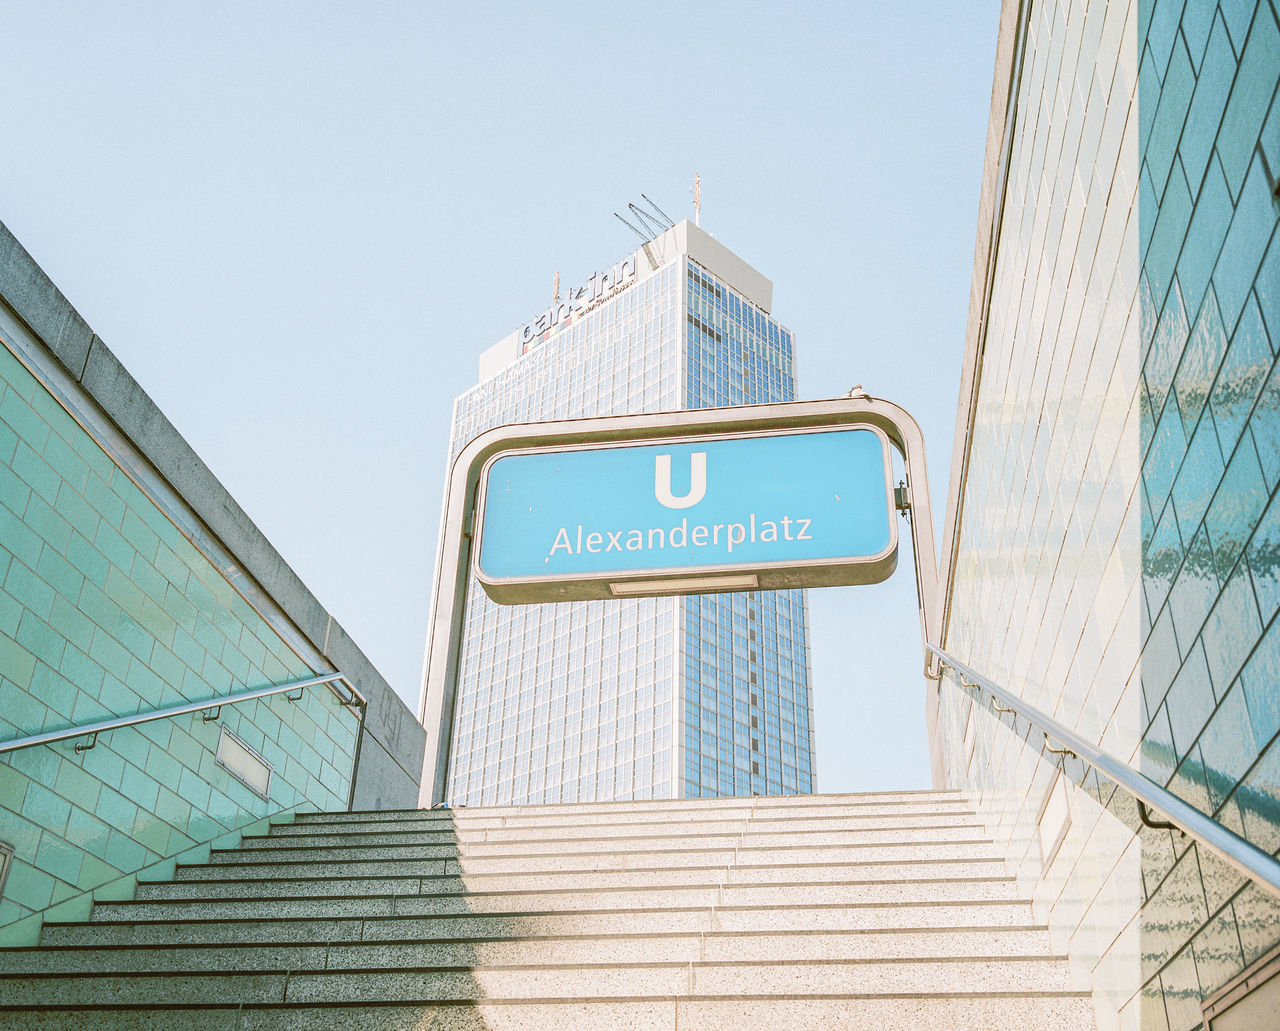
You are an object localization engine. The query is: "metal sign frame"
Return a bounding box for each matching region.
[417,394,941,806]
[471,423,899,602]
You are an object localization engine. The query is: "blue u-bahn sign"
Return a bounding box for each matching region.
[473,426,897,602]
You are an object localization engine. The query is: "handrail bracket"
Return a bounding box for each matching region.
[1138,800,1180,833]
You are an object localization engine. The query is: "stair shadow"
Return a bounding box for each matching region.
[318,806,498,1030]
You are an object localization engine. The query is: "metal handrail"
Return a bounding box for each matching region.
[0,672,365,756]
[927,643,1280,901]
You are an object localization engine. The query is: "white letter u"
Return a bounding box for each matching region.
[655,452,706,509]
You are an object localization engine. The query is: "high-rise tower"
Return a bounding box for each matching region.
[432,220,814,806]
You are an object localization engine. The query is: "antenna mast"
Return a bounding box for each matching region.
[693,173,701,227]
[640,194,675,228]
[613,195,674,271]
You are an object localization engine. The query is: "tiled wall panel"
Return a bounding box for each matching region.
[1131,0,1280,1023]
[0,342,358,929]
[939,0,1279,1027]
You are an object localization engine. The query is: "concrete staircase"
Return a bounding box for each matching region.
[0,791,1095,1029]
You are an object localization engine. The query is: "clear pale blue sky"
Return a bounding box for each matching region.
[4,1,1001,792]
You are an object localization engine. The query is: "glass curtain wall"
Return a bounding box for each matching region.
[681,259,815,798]
[445,248,815,806]
[448,264,682,805]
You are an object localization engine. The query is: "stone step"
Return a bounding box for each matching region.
[290,800,978,828]
[271,811,984,839]
[135,871,1019,903]
[464,797,975,820]
[42,898,1038,947]
[173,855,1010,888]
[178,856,454,880]
[383,789,967,818]
[458,824,990,853]
[0,954,1078,1007]
[453,840,1005,871]
[0,995,1099,1031]
[0,925,1058,975]
[100,876,1024,921]
[232,824,990,855]
[286,793,970,829]
[210,837,1002,868]
[210,843,461,863]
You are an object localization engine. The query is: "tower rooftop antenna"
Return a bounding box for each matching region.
[614,210,649,244]
[613,210,660,270]
[627,202,666,239]
[693,173,701,228]
[640,194,675,229]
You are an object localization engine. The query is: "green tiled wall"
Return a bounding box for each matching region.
[1136,0,1280,1025]
[0,342,359,929]
[939,0,1278,1026]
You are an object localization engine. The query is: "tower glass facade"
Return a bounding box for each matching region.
[680,260,812,799]
[443,223,814,806]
